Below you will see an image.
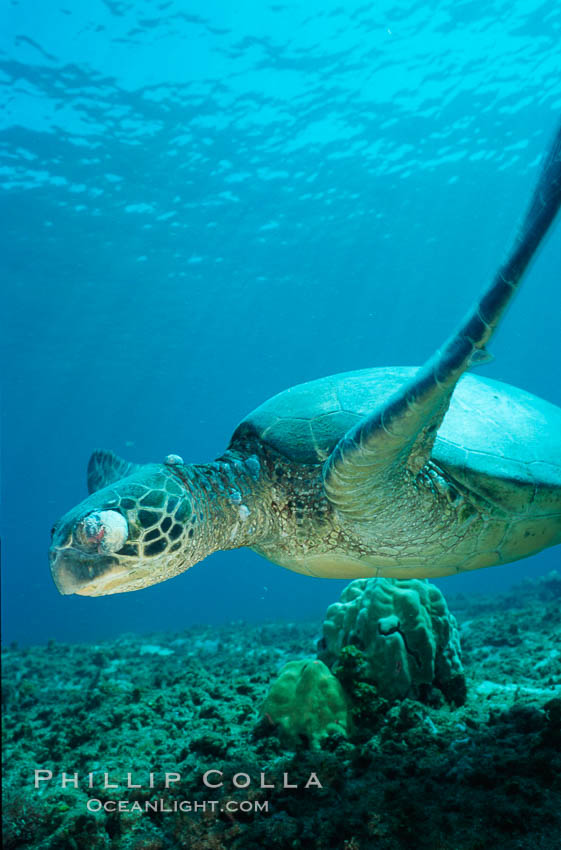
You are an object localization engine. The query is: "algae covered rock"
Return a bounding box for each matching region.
[320,578,466,704]
[261,659,349,749]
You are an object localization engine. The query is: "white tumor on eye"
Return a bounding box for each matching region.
[79,510,128,554]
[97,511,128,553]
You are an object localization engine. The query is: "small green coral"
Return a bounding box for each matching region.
[261,659,349,749]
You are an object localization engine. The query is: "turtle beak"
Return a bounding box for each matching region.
[49,547,121,595]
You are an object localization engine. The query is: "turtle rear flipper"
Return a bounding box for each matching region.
[87,449,142,494]
[324,122,561,518]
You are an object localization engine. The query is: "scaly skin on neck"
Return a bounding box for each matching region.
[170,445,340,570]
[168,452,275,560]
[213,442,341,566]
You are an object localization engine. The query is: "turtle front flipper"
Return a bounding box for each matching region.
[87,449,142,494]
[324,121,561,518]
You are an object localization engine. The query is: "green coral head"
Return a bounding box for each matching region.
[49,456,196,597]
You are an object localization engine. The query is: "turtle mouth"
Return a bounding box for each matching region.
[49,546,161,596]
[49,547,127,596]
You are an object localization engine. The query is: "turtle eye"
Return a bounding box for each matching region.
[75,510,128,553]
[75,514,103,548]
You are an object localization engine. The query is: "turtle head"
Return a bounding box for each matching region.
[49,451,197,596]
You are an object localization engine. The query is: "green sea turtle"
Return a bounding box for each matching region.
[50,123,561,597]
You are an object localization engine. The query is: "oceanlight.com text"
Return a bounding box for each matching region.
[86,798,269,814]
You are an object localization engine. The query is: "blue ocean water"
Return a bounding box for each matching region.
[1,0,560,647]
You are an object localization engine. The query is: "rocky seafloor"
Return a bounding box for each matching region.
[2,572,561,850]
